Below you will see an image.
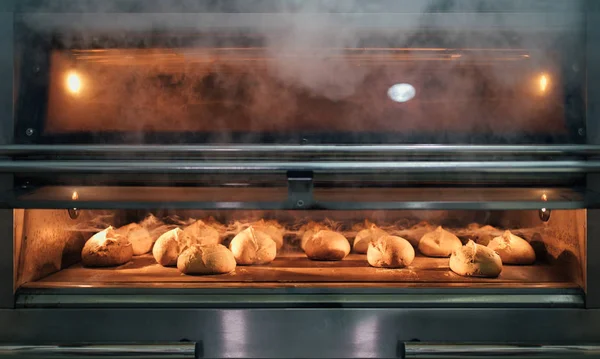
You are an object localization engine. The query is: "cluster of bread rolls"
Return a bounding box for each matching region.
[81,216,286,275]
[81,214,165,267]
[348,222,536,276]
[80,215,537,279]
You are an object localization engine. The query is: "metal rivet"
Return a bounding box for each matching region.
[296,200,305,207]
[539,208,551,222]
[68,208,80,219]
[578,128,585,136]
[25,128,34,136]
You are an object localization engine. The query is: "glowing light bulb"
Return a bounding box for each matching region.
[66,71,82,95]
[538,74,549,93]
[72,191,79,201]
[388,83,416,103]
[541,193,548,201]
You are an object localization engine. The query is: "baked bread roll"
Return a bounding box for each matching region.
[353,225,388,254]
[81,226,133,267]
[304,230,350,261]
[252,219,285,250]
[300,222,328,251]
[367,235,415,268]
[116,223,153,255]
[152,228,196,266]
[183,220,221,245]
[487,230,536,265]
[449,240,502,278]
[177,244,236,275]
[418,226,462,258]
[230,226,277,265]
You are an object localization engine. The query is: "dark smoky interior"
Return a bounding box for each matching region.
[14,15,585,144]
[14,209,585,290]
[42,47,566,136]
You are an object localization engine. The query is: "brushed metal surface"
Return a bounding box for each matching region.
[0,144,599,157]
[0,160,599,174]
[14,289,585,309]
[0,343,196,359]
[404,343,600,358]
[0,308,599,358]
[0,9,13,310]
[587,1,600,310]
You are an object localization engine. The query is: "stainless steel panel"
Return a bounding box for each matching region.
[1,160,600,174]
[0,144,599,158]
[14,0,585,14]
[0,210,13,309]
[586,1,600,309]
[19,12,583,32]
[14,288,585,309]
[0,10,14,309]
[404,343,600,358]
[0,308,600,358]
[0,343,196,359]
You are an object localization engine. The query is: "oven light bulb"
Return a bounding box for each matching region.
[66,71,82,95]
[538,74,549,93]
[72,191,79,201]
[541,193,548,201]
[388,83,416,103]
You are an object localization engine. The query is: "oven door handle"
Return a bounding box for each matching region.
[0,342,198,358]
[402,343,600,358]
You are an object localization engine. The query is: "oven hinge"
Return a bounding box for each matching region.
[287,170,314,209]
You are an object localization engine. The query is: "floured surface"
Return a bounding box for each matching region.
[26,253,575,289]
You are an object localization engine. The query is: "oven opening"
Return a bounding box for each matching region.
[14,209,585,294]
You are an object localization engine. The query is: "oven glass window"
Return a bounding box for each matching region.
[15,10,585,144]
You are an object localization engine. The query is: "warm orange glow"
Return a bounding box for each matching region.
[541,193,548,201]
[66,71,82,94]
[72,191,79,201]
[538,74,549,93]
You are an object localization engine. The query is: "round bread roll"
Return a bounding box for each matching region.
[177,244,236,275]
[252,219,285,250]
[152,228,195,266]
[183,220,221,245]
[230,226,277,265]
[353,225,388,254]
[418,226,462,258]
[81,226,133,267]
[487,230,536,265]
[449,240,503,278]
[367,235,415,268]
[116,223,153,256]
[304,230,350,261]
[300,222,328,251]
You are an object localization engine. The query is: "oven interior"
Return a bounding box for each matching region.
[14,209,586,294]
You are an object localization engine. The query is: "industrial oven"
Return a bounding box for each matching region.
[0,0,600,358]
